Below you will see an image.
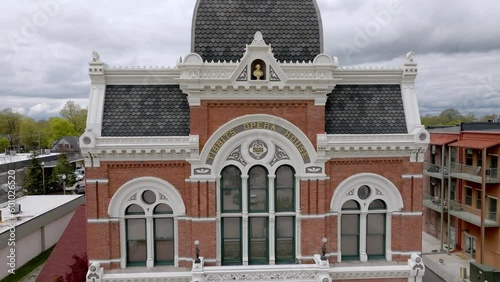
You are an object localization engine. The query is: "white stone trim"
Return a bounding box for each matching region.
[87,218,119,223]
[108,177,186,217]
[393,211,423,216]
[85,178,109,184]
[89,259,121,264]
[330,173,403,212]
[391,251,422,256]
[402,174,423,179]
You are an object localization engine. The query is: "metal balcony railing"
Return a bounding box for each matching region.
[423,162,448,178]
[449,163,500,183]
[449,200,499,227]
[423,193,447,213]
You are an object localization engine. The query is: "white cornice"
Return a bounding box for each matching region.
[79,135,199,167]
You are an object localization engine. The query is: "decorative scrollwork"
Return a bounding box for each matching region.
[270,145,289,166]
[227,146,247,166]
[237,67,248,81]
[269,66,280,81]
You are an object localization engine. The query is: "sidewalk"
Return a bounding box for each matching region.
[422,232,472,282]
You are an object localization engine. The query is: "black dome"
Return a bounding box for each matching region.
[192,0,323,62]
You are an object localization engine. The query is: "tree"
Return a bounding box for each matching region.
[49,117,78,144]
[23,153,45,195]
[59,101,87,135]
[50,154,77,191]
[19,117,39,150]
[481,114,499,122]
[0,108,23,149]
[0,137,9,153]
[55,253,88,282]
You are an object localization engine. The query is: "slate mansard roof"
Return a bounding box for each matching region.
[325,85,408,134]
[101,85,190,137]
[192,0,323,62]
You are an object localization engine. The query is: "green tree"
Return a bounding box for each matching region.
[23,153,45,195]
[50,154,77,190]
[19,117,39,150]
[49,117,78,144]
[0,137,9,153]
[480,114,499,122]
[0,108,23,149]
[59,101,87,135]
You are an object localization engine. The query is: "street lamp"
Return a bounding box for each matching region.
[62,174,66,195]
[194,240,201,263]
[321,237,328,261]
[41,161,45,193]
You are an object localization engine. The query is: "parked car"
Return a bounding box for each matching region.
[75,168,85,181]
[75,183,85,194]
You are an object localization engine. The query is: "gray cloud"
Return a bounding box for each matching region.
[0,0,499,120]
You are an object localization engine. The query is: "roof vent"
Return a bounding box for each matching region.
[11,204,21,215]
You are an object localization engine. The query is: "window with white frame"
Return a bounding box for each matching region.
[220,164,296,265]
[124,190,175,266]
[340,185,387,262]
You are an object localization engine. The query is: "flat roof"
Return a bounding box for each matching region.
[0,195,84,235]
[0,153,61,165]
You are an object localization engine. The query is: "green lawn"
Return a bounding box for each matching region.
[1,246,54,282]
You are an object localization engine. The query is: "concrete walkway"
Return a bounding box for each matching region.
[422,231,472,282]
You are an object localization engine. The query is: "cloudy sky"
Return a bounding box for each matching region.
[1,0,499,120]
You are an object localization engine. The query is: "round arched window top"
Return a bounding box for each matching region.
[342,200,360,211]
[126,204,145,215]
[142,190,156,205]
[357,185,371,200]
[369,199,387,210]
[154,203,173,214]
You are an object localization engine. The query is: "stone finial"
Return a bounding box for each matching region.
[92,51,101,63]
[251,31,266,46]
[405,51,416,64]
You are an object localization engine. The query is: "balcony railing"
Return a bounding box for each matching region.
[423,193,447,213]
[423,162,448,179]
[449,163,500,183]
[448,200,499,227]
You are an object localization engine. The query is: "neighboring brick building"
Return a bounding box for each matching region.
[423,122,500,269]
[81,1,429,281]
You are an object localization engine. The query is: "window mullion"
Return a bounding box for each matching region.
[146,215,154,268]
[269,175,276,265]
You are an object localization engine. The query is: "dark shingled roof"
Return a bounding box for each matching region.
[325,85,408,134]
[192,0,323,62]
[102,85,190,137]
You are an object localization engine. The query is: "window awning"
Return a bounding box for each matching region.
[449,139,500,150]
[430,135,458,146]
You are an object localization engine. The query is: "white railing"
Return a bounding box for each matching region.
[87,254,426,282]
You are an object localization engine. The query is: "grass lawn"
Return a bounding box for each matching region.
[1,246,54,282]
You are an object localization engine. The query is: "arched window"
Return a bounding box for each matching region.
[367,199,386,259]
[275,165,295,263]
[221,166,243,265]
[126,204,146,266]
[124,191,176,267]
[341,200,360,261]
[339,186,389,262]
[220,164,297,265]
[154,204,174,265]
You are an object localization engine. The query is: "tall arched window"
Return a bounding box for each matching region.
[221,166,243,265]
[124,190,176,267]
[339,185,389,262]
[126,204,146,266]
[220,164,296,265]
[367,199,386,259]
[154,204,174,265]
[341,200,360,261]
[275,165,295,263]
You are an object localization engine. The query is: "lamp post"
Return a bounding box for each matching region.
[62,174,66,195]
[321,237,327,261]
[194,240,200,263]
[41,161,45,193]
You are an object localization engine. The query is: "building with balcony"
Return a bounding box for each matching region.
[81,1,429,281]
[423,122,500,269]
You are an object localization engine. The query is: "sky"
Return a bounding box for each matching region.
[0,0,499,120]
